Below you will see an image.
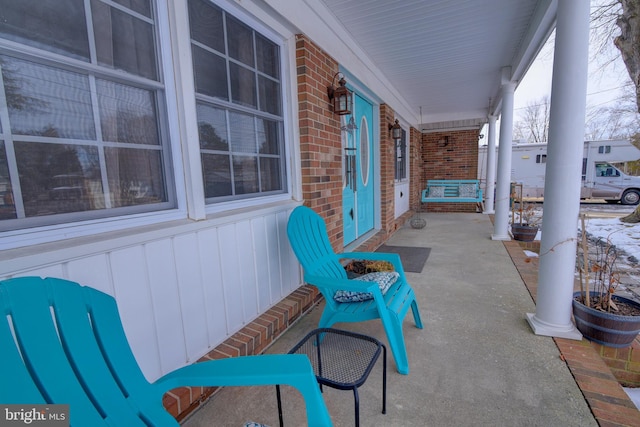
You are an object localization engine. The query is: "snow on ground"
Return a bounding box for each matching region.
[579,216,640,263]
[511,203,640,302]
[578,214,640,302]
[525,206,639,407]
[519,207,640,407]
[624,387,640,411]
[581,214,640,411]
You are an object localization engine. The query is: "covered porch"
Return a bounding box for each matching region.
[181,213,638,426]
[1,1,629,425]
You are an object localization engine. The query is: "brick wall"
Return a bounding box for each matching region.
[517,240,541,253]
[421,130,481,212]
[410,127,424,213]
[377,105,423,239]
[295,37,416,249]
[295,34,344,251]
[379,104,396,235]
[591,339,640,387]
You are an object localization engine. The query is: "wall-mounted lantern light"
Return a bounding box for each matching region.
[327,72,353,116]
[389,119,402,141]
[438,135,450,147]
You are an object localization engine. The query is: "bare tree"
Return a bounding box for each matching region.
[606,0,640,221]
[515,93,638,142]
[585,87,640,140]
[524,96,550,142]
[512,120,528,142]
[514,96,550,143]
[614,0,640,114]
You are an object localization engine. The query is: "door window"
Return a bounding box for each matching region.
[359,117,369,185]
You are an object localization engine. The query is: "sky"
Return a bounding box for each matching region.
[484,4,636,143]
[514,31,631,115]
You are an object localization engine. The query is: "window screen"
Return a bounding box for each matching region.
[188,0,285,202]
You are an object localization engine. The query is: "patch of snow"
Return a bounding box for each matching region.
[579,217,639,263]
[513,203,639,301]
[624,387,640,410]
[578,215,640,302]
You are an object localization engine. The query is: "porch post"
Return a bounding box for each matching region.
[492,79,515,240]
[483,115,498,215]
[526,0,589,340]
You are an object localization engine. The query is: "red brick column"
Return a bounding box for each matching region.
[379,104,396,233]
[410,127,424,212]
[295,34,344,250]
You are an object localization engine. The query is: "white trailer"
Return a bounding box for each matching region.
[478,139,640,205]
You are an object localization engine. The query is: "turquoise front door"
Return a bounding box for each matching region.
[343,93,375,245]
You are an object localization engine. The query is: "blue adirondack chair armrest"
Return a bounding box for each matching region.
[155,354,315,389]
[303,274,381,294]
[154,354,332,427]
[339,251,406,276]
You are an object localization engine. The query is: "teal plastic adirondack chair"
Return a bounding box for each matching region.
[0,276,332,427]
[287,206,423,375]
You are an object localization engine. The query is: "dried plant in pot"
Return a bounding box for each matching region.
[573,216,640,348]
[509,184,540,242]
[511,203,540,242]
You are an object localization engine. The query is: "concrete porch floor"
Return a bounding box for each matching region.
[182,213,638,426]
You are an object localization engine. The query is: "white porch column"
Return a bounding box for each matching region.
[492,80,515,240]
[526,0,589,340]
[483,115,498,214]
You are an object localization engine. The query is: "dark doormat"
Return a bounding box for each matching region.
[375,245,431,273]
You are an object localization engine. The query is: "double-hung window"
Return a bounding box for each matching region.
[188,0,286,202]
[0,0,174,231]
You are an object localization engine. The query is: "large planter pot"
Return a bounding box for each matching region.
[511,224,538,242]
[572,291,640,348]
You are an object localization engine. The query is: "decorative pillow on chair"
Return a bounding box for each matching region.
[333,271,400,303]
[429,186,445,197]
[459,183,476,198]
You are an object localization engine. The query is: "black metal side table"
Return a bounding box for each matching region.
[276,328,386,427]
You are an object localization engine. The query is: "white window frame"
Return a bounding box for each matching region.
[0,0,188,250]
[186,0,293,215]
[0,0,297,250]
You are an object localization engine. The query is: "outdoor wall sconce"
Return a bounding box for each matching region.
[327,72,353,116]
[389,119,402,141]
[438,135,450,147]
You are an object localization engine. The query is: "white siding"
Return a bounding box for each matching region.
[0,203,303,381]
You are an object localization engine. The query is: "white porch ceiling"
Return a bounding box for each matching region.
[318,0,557,131]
